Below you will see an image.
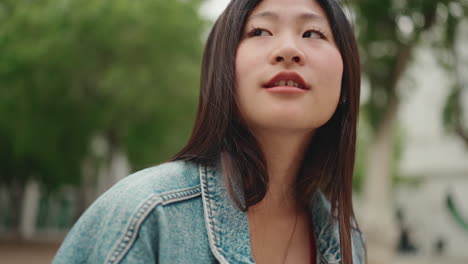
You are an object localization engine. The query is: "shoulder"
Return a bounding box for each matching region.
[108,160,201,199]
[85,160,202,217]
[112,160,201,197]
[53,160,202,264]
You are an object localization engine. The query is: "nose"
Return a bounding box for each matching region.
[270,39,305,66]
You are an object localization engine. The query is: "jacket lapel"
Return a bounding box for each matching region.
[200,161,342,264]
[309,191,342,264]
[200,161,255,264]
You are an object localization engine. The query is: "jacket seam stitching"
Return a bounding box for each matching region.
[105,186,201,264]
[161,186,201,205]
[200,163,229,264]
[105,195,162,264]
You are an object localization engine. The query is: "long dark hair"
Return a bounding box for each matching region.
[171,0,361,263]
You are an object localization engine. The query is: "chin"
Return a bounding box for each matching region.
[251,117,322,133]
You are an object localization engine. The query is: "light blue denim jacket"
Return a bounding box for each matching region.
[54,160,365,264]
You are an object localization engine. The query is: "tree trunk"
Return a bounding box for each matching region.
[76,132,130,220]
[19,179,40,240]
[97,132,130,197]
[362,101,399,264]
[0,186,6,232]
[9,181,25,237]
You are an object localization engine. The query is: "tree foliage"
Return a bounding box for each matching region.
[441,18,468,147]
[347,0,468,193]
[351,0,467,131]
[0,0,206,190]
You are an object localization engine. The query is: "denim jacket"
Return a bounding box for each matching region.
[54,160,365,264]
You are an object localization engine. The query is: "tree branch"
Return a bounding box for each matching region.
[455,118,468,148]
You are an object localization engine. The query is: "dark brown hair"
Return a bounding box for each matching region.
[171,0,361,263]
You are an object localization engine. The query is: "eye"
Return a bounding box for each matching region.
[248,28,272,37]
[303,30,326,39]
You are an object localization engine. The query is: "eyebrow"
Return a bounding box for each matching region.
[248,11,327,23]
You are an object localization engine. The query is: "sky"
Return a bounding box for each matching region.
[199,0,230,20]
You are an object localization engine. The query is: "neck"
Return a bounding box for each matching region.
[249,128,314,215]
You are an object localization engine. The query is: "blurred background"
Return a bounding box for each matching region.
[0,0,467,263]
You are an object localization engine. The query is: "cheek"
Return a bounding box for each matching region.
[317,47,343,83]
[235,43,261,83]
[317,50,343,100]
[234,44,262,113]
[310,50,344,124]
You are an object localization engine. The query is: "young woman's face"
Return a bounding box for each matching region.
[235,0,343,133]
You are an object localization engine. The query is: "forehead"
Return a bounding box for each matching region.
[247,0,329,25]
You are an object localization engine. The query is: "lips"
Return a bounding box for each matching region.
[263,71,309,90]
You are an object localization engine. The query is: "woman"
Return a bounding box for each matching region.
[54,0,365,263]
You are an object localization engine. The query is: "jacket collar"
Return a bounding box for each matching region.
[199,160,342,264]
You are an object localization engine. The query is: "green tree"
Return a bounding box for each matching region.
[352,0,468,184]
[349,0,468,262]
[441,15,468,148]
[0,0,205,231]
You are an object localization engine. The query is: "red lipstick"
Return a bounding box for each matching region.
[263,71,309,94]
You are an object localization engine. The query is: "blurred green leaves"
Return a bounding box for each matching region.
[0,0,206,189]
[348,0,468,191]
[352,0,467,131]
